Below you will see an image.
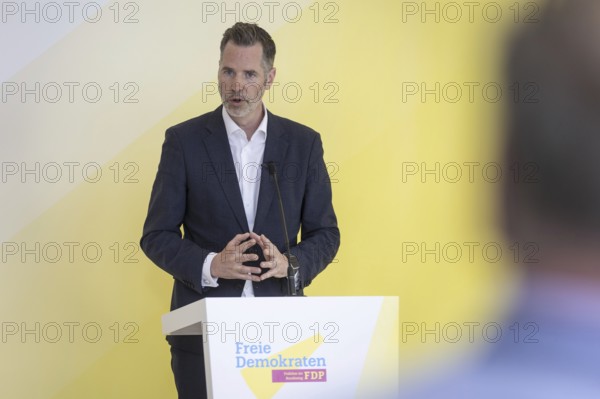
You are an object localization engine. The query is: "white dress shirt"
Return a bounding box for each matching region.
[200,105,268,297]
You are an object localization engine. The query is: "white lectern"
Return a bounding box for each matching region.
[162,296,399,399]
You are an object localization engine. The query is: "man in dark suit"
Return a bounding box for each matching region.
[141,22,340,399]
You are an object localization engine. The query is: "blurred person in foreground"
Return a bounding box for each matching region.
[404,0,600,397]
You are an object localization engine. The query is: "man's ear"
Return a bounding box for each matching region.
[265,67,276,89]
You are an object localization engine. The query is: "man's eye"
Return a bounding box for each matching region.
[246,72,256,78]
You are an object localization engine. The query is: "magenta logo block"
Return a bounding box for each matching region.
[272,369,327,383]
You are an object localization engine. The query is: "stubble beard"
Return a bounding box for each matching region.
[222,89,264,119]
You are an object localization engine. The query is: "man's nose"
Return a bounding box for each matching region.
[232,76,244,91]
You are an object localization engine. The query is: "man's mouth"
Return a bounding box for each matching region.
[228,97,244,104]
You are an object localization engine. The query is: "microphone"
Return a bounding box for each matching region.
[263,162,302,296]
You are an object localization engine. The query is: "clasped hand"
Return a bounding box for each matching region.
[210,232,288,281]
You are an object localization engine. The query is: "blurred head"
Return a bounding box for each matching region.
[218,22,276,120]
[504,0,600,253]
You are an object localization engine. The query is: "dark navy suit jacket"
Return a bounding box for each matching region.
[141,106,340,349]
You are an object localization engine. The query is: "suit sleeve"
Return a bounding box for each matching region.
[289,134,340,288]
[140,128,210,294]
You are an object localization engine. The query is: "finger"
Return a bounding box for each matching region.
[249,232,266,249]
[235,266,261,282]
[238,272,261,282]
[241,265,262,275]
[261,234,282,255]
[228,233,251,248]
[261,245,271,260]
[238,238,257,253]
[239,253,259,263]
[260,260,277,269]
[259,234,275,259]
[260,269,279,280]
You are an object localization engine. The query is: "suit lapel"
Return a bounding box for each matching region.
[253,112,289,234]
[202,107,250,232]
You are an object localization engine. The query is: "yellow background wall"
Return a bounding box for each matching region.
[0,1,539,397]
